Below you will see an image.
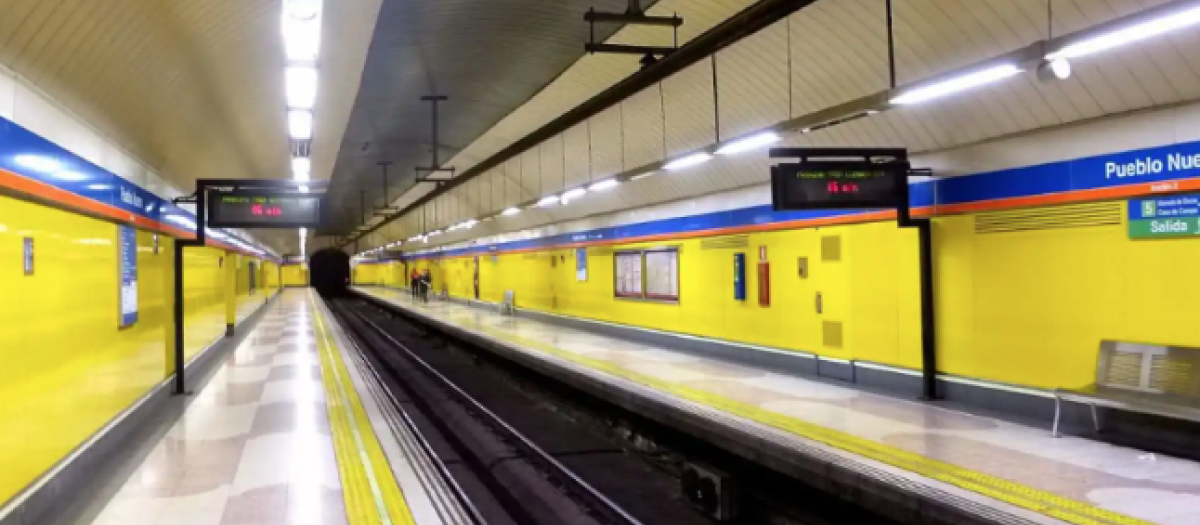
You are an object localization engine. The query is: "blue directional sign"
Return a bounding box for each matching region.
[1128,193,1200,239]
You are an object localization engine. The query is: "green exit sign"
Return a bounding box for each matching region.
[1128,217,1200,239]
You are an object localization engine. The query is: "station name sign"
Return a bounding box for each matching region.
[771,161,904,210]
[208,191,321,228]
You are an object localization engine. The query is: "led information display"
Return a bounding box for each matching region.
[771,161,904,210]
[208,191,321,228]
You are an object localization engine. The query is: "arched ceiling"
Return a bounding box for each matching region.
[321,0,667,234]
[351,0,1200,251]
[0,0,380,253]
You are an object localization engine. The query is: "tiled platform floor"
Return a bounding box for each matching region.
[357,286,1200,525]
[84,291,346,525]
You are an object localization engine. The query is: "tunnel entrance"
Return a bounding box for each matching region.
[310,248,351,297]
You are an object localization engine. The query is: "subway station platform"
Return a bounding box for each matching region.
[76,289,468,525]
[352,286,1200,525]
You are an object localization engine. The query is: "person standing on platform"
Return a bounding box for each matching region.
[420,270,432,303]
[410,268,419,298]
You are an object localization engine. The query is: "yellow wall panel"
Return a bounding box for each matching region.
[282,263,308,286]
[420,203,1200,391]
[0,193,265,505]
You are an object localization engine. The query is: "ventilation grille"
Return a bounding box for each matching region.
[1103,351,1143,389]
[821,236,841,262]
[822,321,844,349]
[1150,355,1196,395]
[975,202,1122,234]
[701,235,750,250]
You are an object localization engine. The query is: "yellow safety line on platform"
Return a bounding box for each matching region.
[359,290,1155,525]
[310,291,416,525]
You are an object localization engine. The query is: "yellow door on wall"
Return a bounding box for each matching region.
[813,229,850,359]
[779,228,849,359]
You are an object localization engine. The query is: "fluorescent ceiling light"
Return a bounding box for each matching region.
[166,215,197,229]
[536,195,560,207]
[502,207,521,216]
[1050,58,1072,79]
[663,152,712,171]
[86,183,112,191]
[1048,6,1200,60]
[292,156,311,179]
[630,170,656,181]
[588,179,620,191]
[890,64,1022,105]
[281,2,321,62]
[53,171,88,182]
[716,132,780,155]
[288,110,313,140]
[285,67,318,109]
[560,188,587,204]
[283,0,321,20]
[298,185,309,193]
[14,154,62,173]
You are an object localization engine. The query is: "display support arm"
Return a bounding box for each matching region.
[896,177,937,400]
[171,183,208,395]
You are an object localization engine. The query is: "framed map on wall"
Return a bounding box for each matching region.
[614,251,643,297]
[644,249,679,300]
[613,247,679,301]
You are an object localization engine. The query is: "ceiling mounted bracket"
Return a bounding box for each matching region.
[584,1,682,68]
[414,94,457,184]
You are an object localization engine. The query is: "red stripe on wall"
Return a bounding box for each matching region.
[0,168,265,258]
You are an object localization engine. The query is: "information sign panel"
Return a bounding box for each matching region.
[771,161,904,210]
[209,191,321,228]
[118,225,138,327]
[1128,193,1200,239]
[23,237,33,275]
[576,248,588,282]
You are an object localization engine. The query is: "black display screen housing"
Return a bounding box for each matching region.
[771,160,906,210]
[208,191,322,228]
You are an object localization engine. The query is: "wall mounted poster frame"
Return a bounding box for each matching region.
[118,225,138,328]
[576,247,588,281]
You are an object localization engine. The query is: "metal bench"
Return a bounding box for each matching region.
[499,290,515,315]
[1053,340,1200,436]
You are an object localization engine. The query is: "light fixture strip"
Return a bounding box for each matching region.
[283,0,323,256]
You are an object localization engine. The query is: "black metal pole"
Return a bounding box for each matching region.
[380,162,390,203]
[432,99,440,166]
[711,55,720,142]
[897,172,937,400]
[916,219,936,399]
[172,185,207,395]
[886,0,896,89]
[172,241,186,394]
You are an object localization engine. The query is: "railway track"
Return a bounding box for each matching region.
[326,295,898,525]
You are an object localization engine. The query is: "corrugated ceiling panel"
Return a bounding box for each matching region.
[520,148,544,197]
[564,122,593,187]
[788,1,888,115]
[503,157,526,203]
[590,106,623,177]
[622,87,666,170]
[717,22,789,139]
[663,61,716,157]
[388,0,1200,245]
[540,134,567,194]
